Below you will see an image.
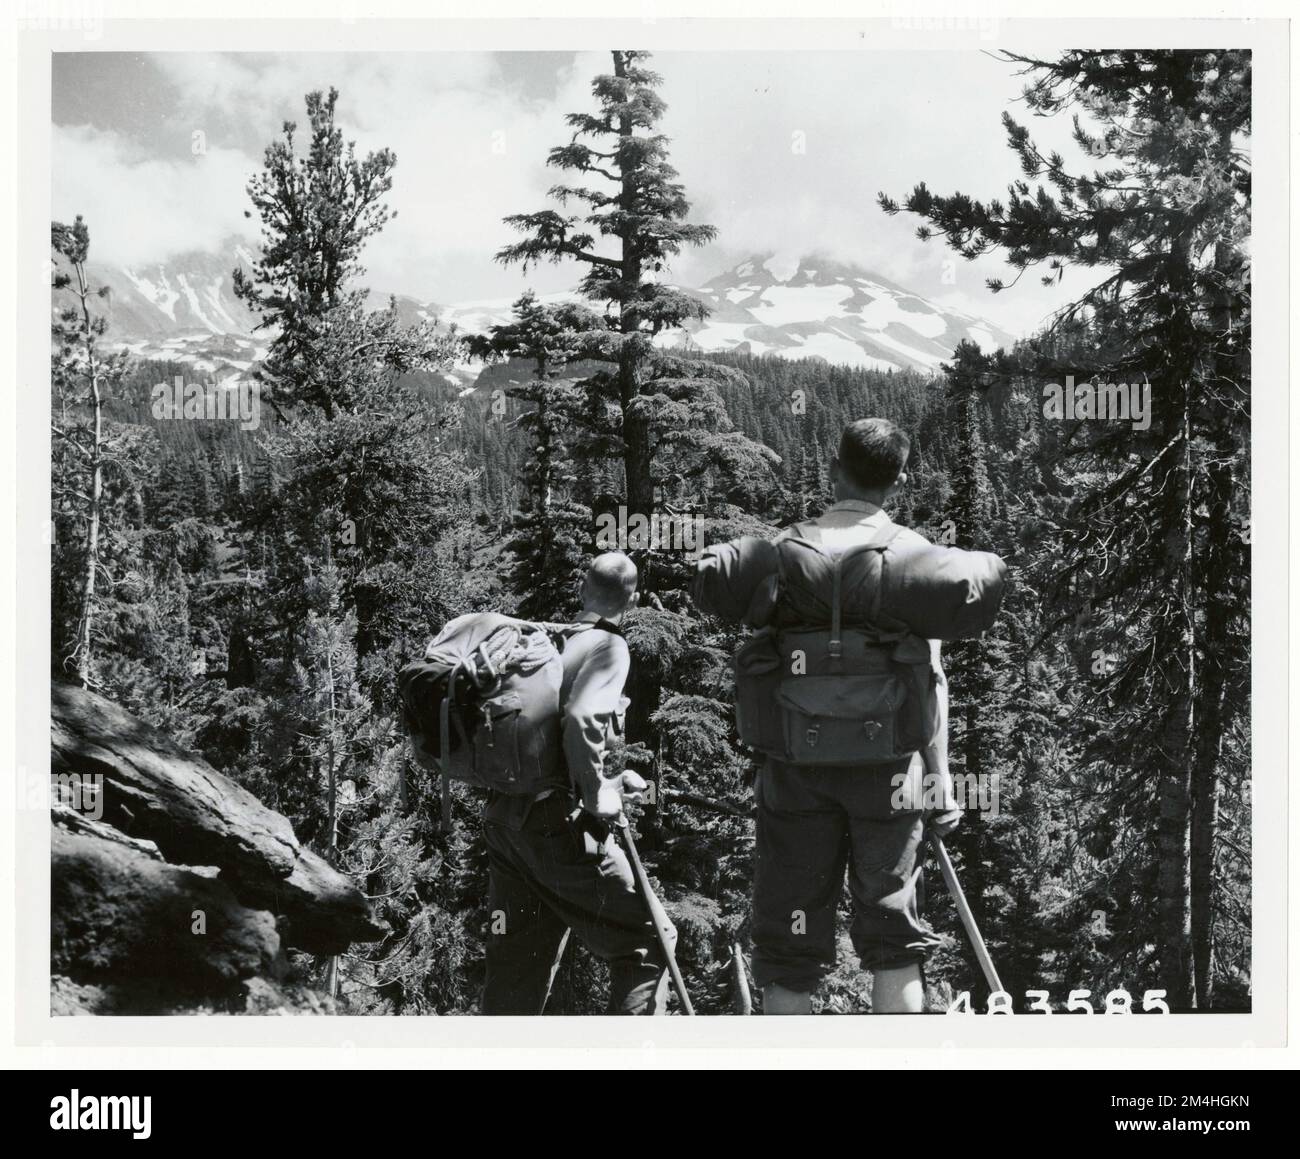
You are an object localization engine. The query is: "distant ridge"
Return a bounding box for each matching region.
[73,242,1017,385]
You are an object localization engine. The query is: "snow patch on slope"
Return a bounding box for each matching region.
[176,275,219,331]
[750,284,856,326]
[857,296,948,340]
[122,270,180,322]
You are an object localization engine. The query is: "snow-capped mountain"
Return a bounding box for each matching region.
[432,255,1016,375]
[82,244,261,347]
[73,242,263,380]
[76,242,1015,384]
[667,254,1016,373]
[74,240,454,382]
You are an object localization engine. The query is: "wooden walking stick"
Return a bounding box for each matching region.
[929,832,1005,995]
[539,927,571,1014]
[617,815,696,1016]
[732,942,753,1015]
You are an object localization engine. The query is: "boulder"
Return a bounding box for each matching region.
[51,800,163,861]
[228,847,386,956]
[51,683,298,881]
[49,683,384,956]
[49,682,389,1019]
[52,824,281,989]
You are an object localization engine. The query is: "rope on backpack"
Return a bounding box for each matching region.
[425,623,554,695]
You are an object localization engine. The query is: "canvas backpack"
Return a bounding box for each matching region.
[398,612,567,826]
[734,520,941,766]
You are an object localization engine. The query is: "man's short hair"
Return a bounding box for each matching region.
[839,418,911,490]
[584,552,638,614]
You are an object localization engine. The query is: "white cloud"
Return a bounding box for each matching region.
[56,52,598,300]
[54,49,1116,338]
[52,124,258,266]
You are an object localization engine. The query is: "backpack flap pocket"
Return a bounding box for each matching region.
[889,636,941,753]
[471,691,524,789]
[776,674,908,765]
[734,632,785,756]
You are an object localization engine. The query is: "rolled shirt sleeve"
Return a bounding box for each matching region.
[562,633,632,810]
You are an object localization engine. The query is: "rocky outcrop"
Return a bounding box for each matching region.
[52,824,281,985]
[50,683,385,1014]
[232,846,381,956]
[51,682,299,881]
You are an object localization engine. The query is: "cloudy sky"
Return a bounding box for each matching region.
[52,50,1107,338]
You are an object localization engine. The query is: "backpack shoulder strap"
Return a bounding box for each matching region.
[553,619,621,644]
[865,522,904,624]
[438,664,459,830]
[828,553,844,667]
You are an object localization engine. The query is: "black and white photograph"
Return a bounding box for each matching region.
[6,1,1296,1109]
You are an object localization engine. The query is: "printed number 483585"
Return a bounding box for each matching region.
[947,989,1170,1014]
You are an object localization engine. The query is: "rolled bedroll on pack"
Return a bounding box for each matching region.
[691,527,1009,641]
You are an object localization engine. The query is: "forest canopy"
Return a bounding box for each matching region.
[50,49,1251,1014]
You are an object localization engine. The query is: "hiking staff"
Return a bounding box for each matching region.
[928,831,1004,995]
[616,815,696,1016]
[539,927,571,1015]
[732,942,753,1015]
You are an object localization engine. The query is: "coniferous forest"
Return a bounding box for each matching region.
[50,49,1251,1013]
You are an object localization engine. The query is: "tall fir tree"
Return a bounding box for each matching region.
[465,292,607,619]
[882,50,1251,1006]
[497,49,777,597]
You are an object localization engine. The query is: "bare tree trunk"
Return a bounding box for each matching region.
[1157,687,1195,1009]
[612,50,653,522]
[1189,740,1221,1008]
[1155,389,1196,1008]
[1187,245,1247,1011]
[325,639,341,1001]
[1190,458,1234,1009]
[71,258,103,688]
[326,647,339,862]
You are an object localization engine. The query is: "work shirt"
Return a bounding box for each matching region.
[777,499,930,551]
[483,615,629,828]
[558,616,631,810]
[782,499,944,677]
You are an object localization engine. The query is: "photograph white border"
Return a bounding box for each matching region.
[4,2,1291,1066]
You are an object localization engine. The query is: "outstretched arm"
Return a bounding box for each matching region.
[563,635,633,819]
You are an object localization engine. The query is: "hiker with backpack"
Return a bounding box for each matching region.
[400,552,675,1015]
[692,418,1008,1014]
